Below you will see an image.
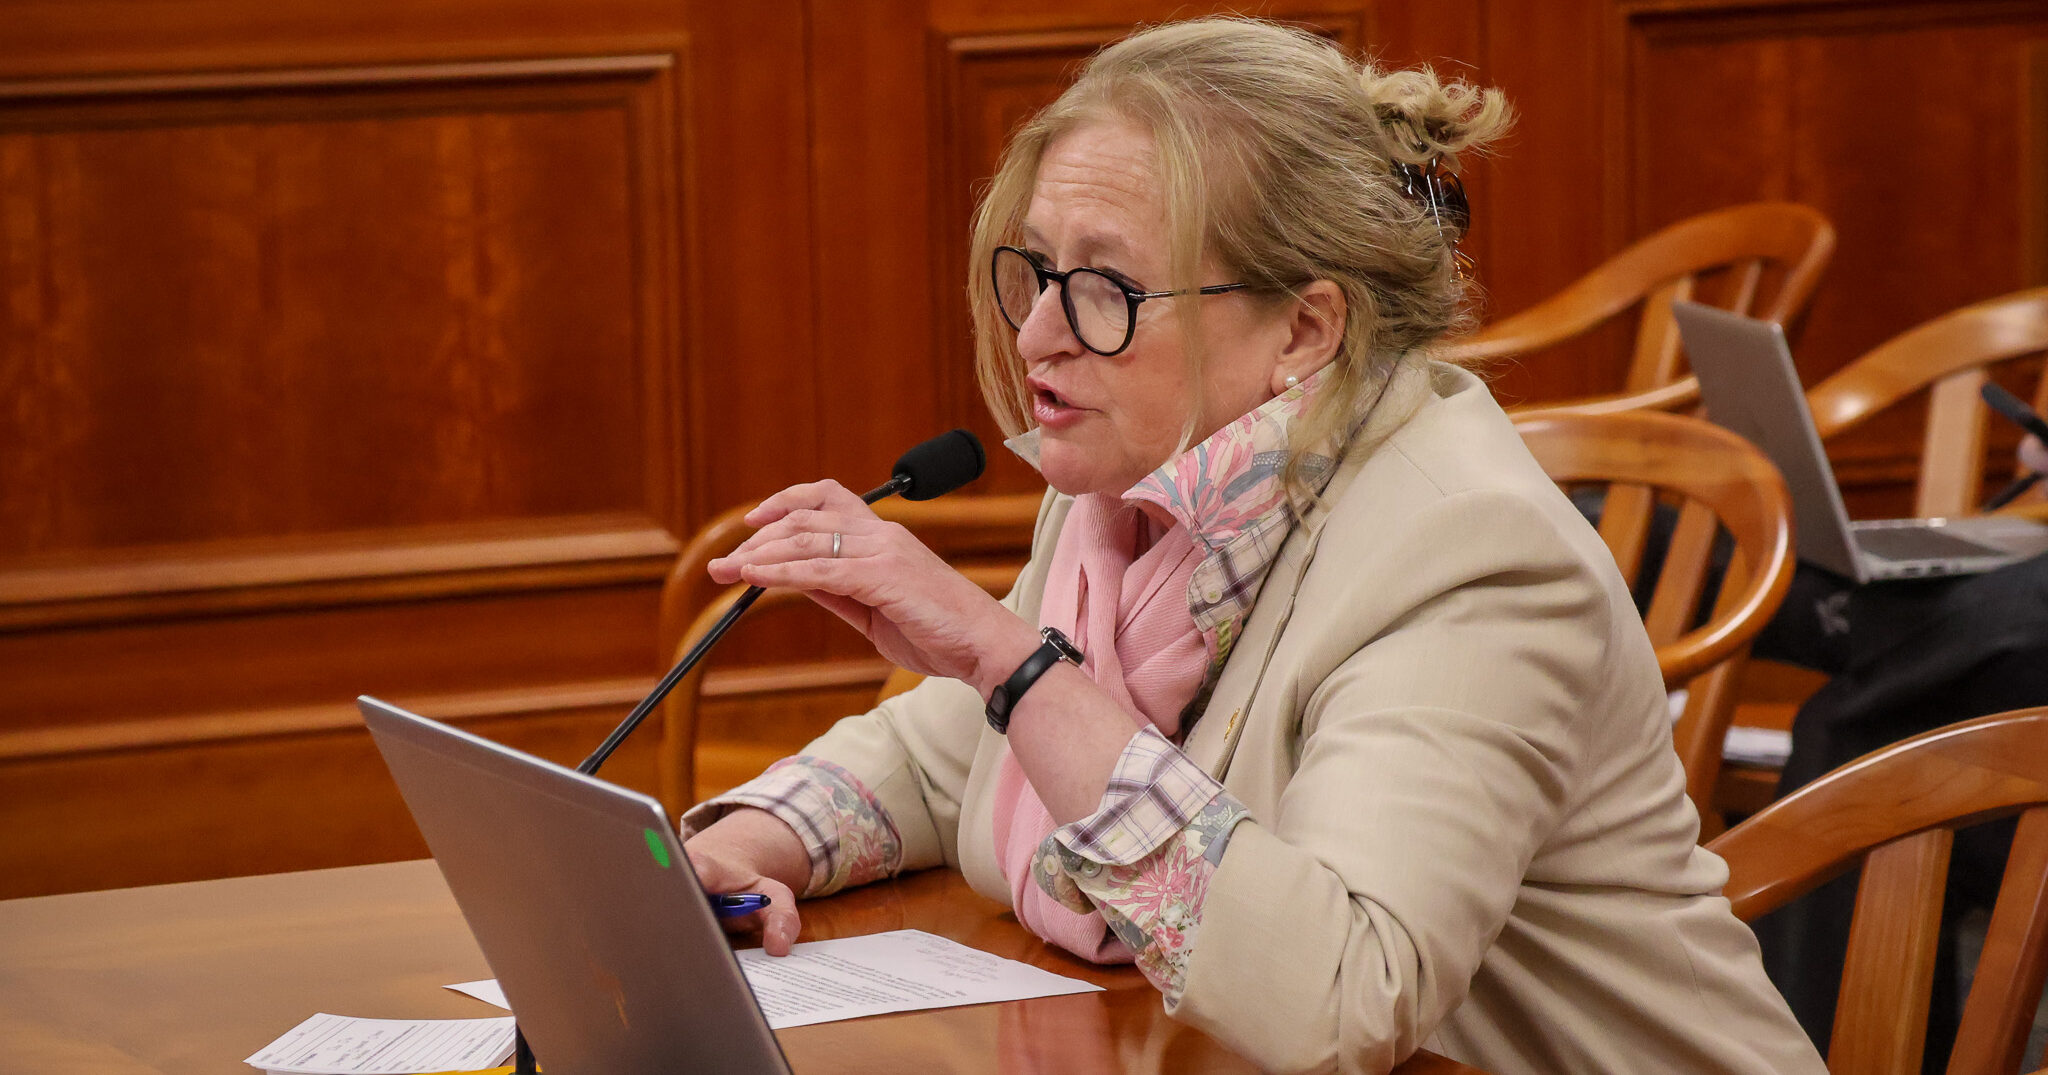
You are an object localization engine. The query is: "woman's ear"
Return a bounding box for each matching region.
[1270,280,1347,395]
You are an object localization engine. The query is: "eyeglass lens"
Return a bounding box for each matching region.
[992,247,1133,354]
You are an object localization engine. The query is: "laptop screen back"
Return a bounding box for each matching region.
[360,697,790,1075]
[1673,301,1866,581]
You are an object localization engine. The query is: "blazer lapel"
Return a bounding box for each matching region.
[1179,359,1438,780]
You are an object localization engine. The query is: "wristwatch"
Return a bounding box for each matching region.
[985,627,1084,733]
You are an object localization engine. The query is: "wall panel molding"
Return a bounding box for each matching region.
[0,676,655,761]
[0,655,898,764]
[0,53,675,101]
[0,513,679,631]
[0,44,693,602]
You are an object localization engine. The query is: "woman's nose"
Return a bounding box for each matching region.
[1014,283,1082,362]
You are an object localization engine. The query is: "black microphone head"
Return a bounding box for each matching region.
[893,429,986,501]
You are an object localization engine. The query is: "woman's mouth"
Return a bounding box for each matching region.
[1032,384,1085,428]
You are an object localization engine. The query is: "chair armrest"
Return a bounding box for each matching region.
[1505,377,1701,419]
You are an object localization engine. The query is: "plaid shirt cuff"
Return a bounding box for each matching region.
[679,756,903,898]
[1054,727,1234,866]
[1041,728,1249,1006]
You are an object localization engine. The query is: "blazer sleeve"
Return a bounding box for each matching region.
[1170,487,1624,1075]
[791,669,999,875]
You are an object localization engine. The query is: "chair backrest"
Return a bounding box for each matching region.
[1708,708,2048,1075]
[1515,410,1795,835]
[1803,287,2048,518]
[652,493,1042,815]
[1447,202,1836,416]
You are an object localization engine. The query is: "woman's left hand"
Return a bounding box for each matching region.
[707,480,1039,693]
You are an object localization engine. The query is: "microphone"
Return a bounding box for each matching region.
[577,429,987,776]
[1980,384,2048,511]
[869,428,988,503]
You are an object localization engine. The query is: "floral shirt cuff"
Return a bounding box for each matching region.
[1038,727,1250,1007]
[679,756,903,898]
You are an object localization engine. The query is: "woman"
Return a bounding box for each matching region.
[685,17,1823,1075]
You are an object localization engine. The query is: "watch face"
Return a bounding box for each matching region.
[1040,626,1084,665]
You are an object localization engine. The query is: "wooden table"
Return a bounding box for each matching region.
[0,861,1484,1074]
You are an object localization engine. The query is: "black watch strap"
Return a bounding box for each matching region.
[986,627,1084,733]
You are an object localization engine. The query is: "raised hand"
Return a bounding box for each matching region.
[707,480,1040,695]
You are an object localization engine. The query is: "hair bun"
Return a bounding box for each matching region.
[1362,64,1512,166]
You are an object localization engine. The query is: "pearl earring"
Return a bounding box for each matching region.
[1284,375,1299,390]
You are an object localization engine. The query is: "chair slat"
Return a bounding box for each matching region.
[1831,828,1955,1075]
[1642,498,1717,645]
[1724,258,1765,315]
[1672,541,1758,839]
[1917,368,1990,519]
[1673,657,1744,840]
[1595,482,1656,587]
[1626,277,1694,394]
[1948,806,2048,1075]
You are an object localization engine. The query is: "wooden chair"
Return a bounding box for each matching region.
[1445,202,1835,416]
[1708,708,2048,1075]
[653,493,1042,816]
[1804,286,2048,518]
[1515,410,1796,837]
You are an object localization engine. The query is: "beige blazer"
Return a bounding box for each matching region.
[796,361,1825,1075]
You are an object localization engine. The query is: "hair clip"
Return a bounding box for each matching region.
[1395,157,1475,280]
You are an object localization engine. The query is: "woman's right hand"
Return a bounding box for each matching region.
[706,479,1041,696]
[684,807,810,956]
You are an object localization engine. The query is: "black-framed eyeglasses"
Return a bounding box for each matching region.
[990,245,1250,357]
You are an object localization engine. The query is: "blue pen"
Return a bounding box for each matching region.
[712,893,772,918]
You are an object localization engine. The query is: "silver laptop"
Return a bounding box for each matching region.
[360,696,792,1074]
[1675,301,2048,582]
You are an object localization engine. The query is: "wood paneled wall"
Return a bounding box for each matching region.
[3,0,2043,897]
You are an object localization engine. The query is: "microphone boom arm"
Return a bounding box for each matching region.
[576,472,918,776]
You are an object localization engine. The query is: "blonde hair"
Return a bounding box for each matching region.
[967,16,1512,505]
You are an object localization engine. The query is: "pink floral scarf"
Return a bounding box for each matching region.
[989,492,1211,961]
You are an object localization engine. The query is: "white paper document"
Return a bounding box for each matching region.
[446,979,508,1009]
[244,1012,514,1074]
[1723,725,1794,767]
[445,928,1101,1030]
[736,928,1103,1027]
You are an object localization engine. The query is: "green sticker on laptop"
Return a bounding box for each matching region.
[642,827,672,868]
